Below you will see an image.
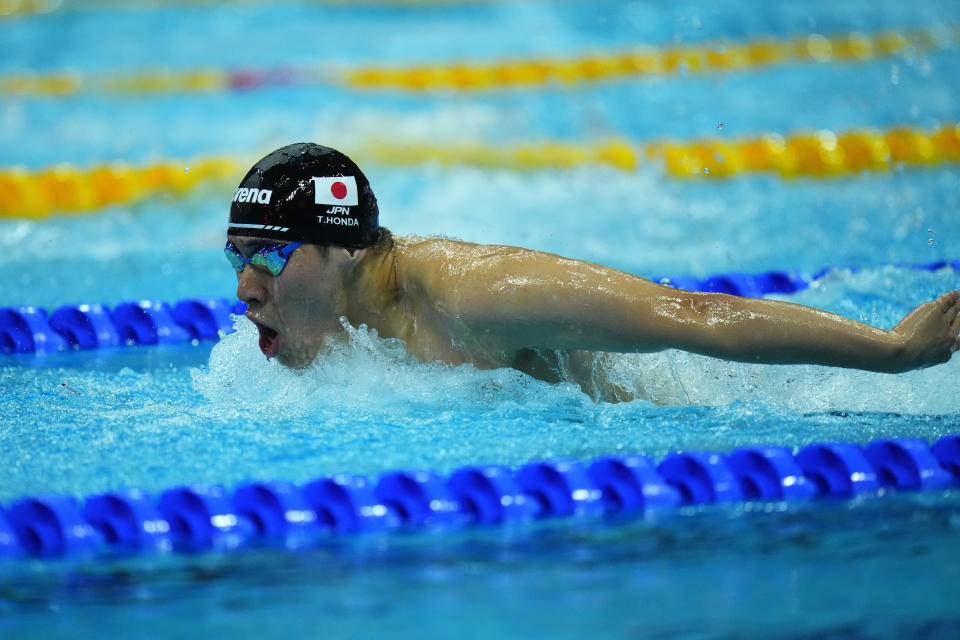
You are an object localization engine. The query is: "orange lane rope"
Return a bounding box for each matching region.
[2,123,958,218]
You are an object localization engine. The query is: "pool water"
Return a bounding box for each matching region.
[2,0,960,638]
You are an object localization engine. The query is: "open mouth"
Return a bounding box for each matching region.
[250,318,280,358]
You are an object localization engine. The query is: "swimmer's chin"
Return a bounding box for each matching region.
[266,324,350,369]
[271,349,317,370]
[271,338,336,370]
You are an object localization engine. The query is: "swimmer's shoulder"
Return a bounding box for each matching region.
[394,235,530,275]
[397,234,575,269]
[391,236,541,311]
[394,235,659,291]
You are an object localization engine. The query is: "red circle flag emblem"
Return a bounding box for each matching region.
[312,176,359,207]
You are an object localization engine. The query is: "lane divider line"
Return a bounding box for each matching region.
[3,122,959,218]
[362,123,960,179]
[650,123,960,178]
[1,24,956,96]
[0,157,242,218]
[343,25,959,93]
[1,434,958,561]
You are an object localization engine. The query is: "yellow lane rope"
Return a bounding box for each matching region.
[652,124,960,179]
[0,0,60,17]
[2,123,959,218]
[1,25,957,96]
[0,157,242,218]
[361,139,641,172]
[361,124,960,177]
[344,26,959,92]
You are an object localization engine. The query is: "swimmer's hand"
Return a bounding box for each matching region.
[888,291,960,372]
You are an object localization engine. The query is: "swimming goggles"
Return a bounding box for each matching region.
[224,241,302,276]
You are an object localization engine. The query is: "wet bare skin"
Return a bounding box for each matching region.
[231,234,960,400]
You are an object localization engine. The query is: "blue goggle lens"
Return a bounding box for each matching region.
[224,241,302,276]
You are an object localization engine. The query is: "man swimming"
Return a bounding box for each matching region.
[226,143,960,401]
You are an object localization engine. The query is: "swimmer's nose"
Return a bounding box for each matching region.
[236,267,268,307]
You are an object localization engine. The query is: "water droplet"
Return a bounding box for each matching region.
[716,122,724,131]
[703,167,710,174]
[184,167,190,173]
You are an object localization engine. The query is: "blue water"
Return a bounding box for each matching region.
[2,1,960,638]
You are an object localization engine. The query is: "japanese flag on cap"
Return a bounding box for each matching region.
[229,143,380,249]
[313,176,359,207]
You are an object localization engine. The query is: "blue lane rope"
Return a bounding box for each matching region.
[0,435,958,561]
[2,259,958,356]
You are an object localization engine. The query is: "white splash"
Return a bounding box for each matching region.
[191,315,595,419]
[602,349,959,414]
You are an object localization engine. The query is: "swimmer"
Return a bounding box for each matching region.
[226,143,960,401]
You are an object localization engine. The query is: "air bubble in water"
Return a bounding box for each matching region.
[717,122,724,130]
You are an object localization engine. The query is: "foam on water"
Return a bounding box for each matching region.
[604,349,960,413]
[192,315,599,419]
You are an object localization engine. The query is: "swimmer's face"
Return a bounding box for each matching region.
[229,234,361,368]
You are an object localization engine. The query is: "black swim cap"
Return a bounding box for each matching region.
[228,143,379,249]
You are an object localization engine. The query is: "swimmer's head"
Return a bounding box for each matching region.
[228,143,379,249]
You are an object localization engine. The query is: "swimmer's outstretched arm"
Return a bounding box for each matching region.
[442,247,960,373]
